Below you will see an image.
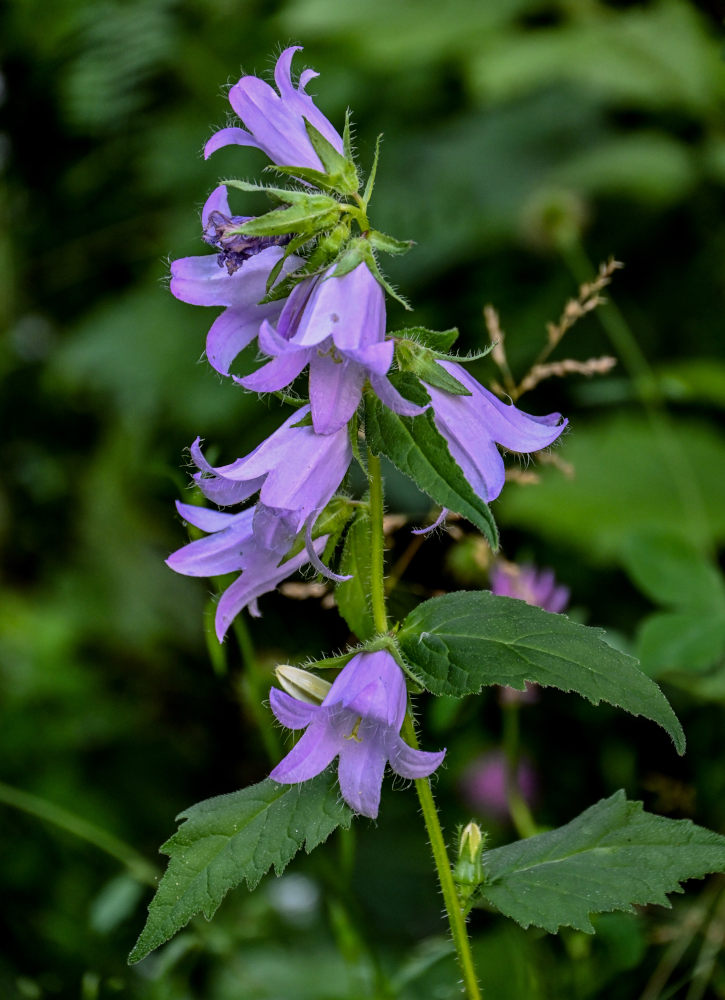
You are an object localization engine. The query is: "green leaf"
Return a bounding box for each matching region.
[365,376,499,550]
[476,791,725,933]
[397,591,685,753]
[390,326,459,353]
[236,198,341,238]
[333,239,411,310]
[637,610,725,676]
[342,108,355,162]
[623,528,725,610]
[395,341,471,395]
[362,133,382,206]
[267,163,356,196]
[335,505,375,640]
[129,771,351,964]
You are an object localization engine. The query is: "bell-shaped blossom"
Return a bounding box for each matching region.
[170,185,301,376]
[189,405,352,555]
[490,561,569,614]
[426,362,568,503]
[240,263,425,434]
[204,46,343,171]
[167,501,328,642]
[269,650,446,818]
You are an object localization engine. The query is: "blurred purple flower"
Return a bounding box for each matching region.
[167,502,328,641]
[490,562,570,613]
[204,46,343,171]
[426,361,568,502]
[269,650,445,818]
[170,185,301,377]
[460,750,538,822]
[190,405,352,556]
[240,262,425,434]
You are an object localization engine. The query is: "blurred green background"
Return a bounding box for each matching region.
[3,0,725,997]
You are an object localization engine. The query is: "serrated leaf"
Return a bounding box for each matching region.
[129,771,351,964]
[390,326,459,353]
[476,791,725,933]
[335,505,375,640]
[397,591,684,753]
[365,377,498,550]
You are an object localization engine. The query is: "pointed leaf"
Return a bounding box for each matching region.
[237,199,340,238]
[129,771,351,964]
[637,609,725,676]
[368,230,415,256]
[343,108,355,162]
[623,528,725,610]
[365,377,499,550]
[397,591,685,753]
[363,134,382,206]
[395,342,471,395]
[336,505,375,640]
[476,791,725,933]
[303,119,359,193]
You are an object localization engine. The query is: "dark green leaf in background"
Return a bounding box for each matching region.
[129,771,351,964]
[397,591,685,753]
[477,791,725,933]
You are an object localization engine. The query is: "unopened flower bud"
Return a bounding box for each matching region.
[275,664,332,705]
[453,821,486,904]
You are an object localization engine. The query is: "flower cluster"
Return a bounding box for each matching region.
[166,47,568,816]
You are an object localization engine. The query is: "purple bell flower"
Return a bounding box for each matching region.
[167,502,328,641]
[189,405,352,556]
[170,185,301,376]
[490,562,570,614]
[240,262,425,434]
[269,650,446,819]
[204,46,343,171]
[426,361,568,503]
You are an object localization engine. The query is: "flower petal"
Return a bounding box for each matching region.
[388,736,446,780]
[309,353,366,434]
[206,309,263,376]
[237,349,310,393]
[337,733,387,818]
[269,687,319,730]
[368,374,429,418]
[204,126,260,160]
[269,715,340,783]
[175,500,237,533]
[201,185,231,228]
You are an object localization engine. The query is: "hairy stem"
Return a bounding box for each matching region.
[368,451,482,999]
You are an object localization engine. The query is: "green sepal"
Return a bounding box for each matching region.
[303,119,359,194]
[342,108,355,162]
[396,590,685,753]
[265,233,311,294]
[389,325,460,353]
[128,771,351,964]
[395,341,472,395]
[223,178,326,204]
[475,791,725,933]
[266,163,355,197]
[300,650,359,673]
[284,496,355,561]
[368,230,414,256]
[290,410,314,428]
[333,238,411,310]
[362,134,382,207]
[335,503,375,640]
[364,373,499,549]
[234,198,341,238]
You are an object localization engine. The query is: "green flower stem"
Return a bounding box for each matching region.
[501,701,537,840]
[368,450,482,1000]
[0,779,157,885]
[402,714,483,1000]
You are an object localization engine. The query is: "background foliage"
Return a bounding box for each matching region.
[2,0,725,996]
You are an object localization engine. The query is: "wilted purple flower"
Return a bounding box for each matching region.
[240,263,425,434]
[460,750,538,822]
[167,502,328,641]
[269,650,446,818]
[189,405,352,556]
[204,46,343,171]
[490,562,570,614]
[426,362,568,503]
[170,185,301,376]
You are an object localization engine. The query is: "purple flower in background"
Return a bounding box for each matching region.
[426,361,568,503]
[204,46,343,171]
[170,185,301,376]
[460,750,538,822]
[167,502,328,641]
[240,263,425,434]
[490,562,570,614]
[189,405,351,555]
[269,650,446,818]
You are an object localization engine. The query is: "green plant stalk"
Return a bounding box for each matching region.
[0,779,157,885]
[502,701,537,839]
[367,450,482,1000]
